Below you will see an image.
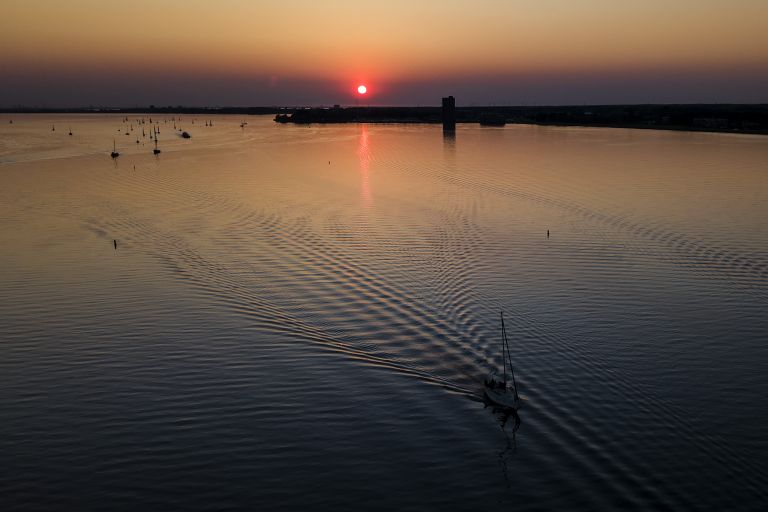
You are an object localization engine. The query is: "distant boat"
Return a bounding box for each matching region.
[110,139,120,159]
[68,126,73,136]
[181,131,191,139]
[483,312,522,410]
[153,133,161,155]
[52,124,55,132]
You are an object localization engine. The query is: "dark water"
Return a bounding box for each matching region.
[1,115,767,511]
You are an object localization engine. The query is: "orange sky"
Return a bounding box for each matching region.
[2,0,767,105]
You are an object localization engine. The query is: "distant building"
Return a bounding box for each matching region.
[442,96,456,132]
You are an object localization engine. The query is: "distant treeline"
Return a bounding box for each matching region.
[0,106,279,115]
[276,104,768,134]
[3,104,767,134]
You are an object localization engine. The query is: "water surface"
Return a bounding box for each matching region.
[1,114,767,511]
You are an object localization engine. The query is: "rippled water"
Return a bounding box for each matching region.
[1,114,767,511]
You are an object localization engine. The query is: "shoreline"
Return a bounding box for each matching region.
[274,104,768,135]
[3,104,767,135]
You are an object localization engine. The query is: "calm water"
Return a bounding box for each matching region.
[1,115,767,511]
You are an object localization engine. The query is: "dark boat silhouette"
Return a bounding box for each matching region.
[483,312,522,410]
[110,139,120,159]
[153,130,161,155]
[181,131,191,139]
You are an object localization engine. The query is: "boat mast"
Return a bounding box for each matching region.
[501,311,519,401]
[500,311,507,385]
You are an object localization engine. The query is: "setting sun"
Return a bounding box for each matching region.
[357,85,367,95]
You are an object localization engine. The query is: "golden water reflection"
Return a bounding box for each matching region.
[358,123,372,208]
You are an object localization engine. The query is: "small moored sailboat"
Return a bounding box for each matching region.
[484,312,522,410]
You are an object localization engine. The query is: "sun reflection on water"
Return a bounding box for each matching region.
[358,124,372,208]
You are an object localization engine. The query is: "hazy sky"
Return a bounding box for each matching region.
[2,0,767,106]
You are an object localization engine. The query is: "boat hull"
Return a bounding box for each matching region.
[484,386,522,410]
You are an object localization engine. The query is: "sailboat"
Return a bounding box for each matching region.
[153,129,161,155]
[483,312,522,410]
[110,139,120,159]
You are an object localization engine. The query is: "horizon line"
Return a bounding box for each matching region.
[2,102,768,113]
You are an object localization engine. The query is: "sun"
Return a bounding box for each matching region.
[357,84,367,95]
